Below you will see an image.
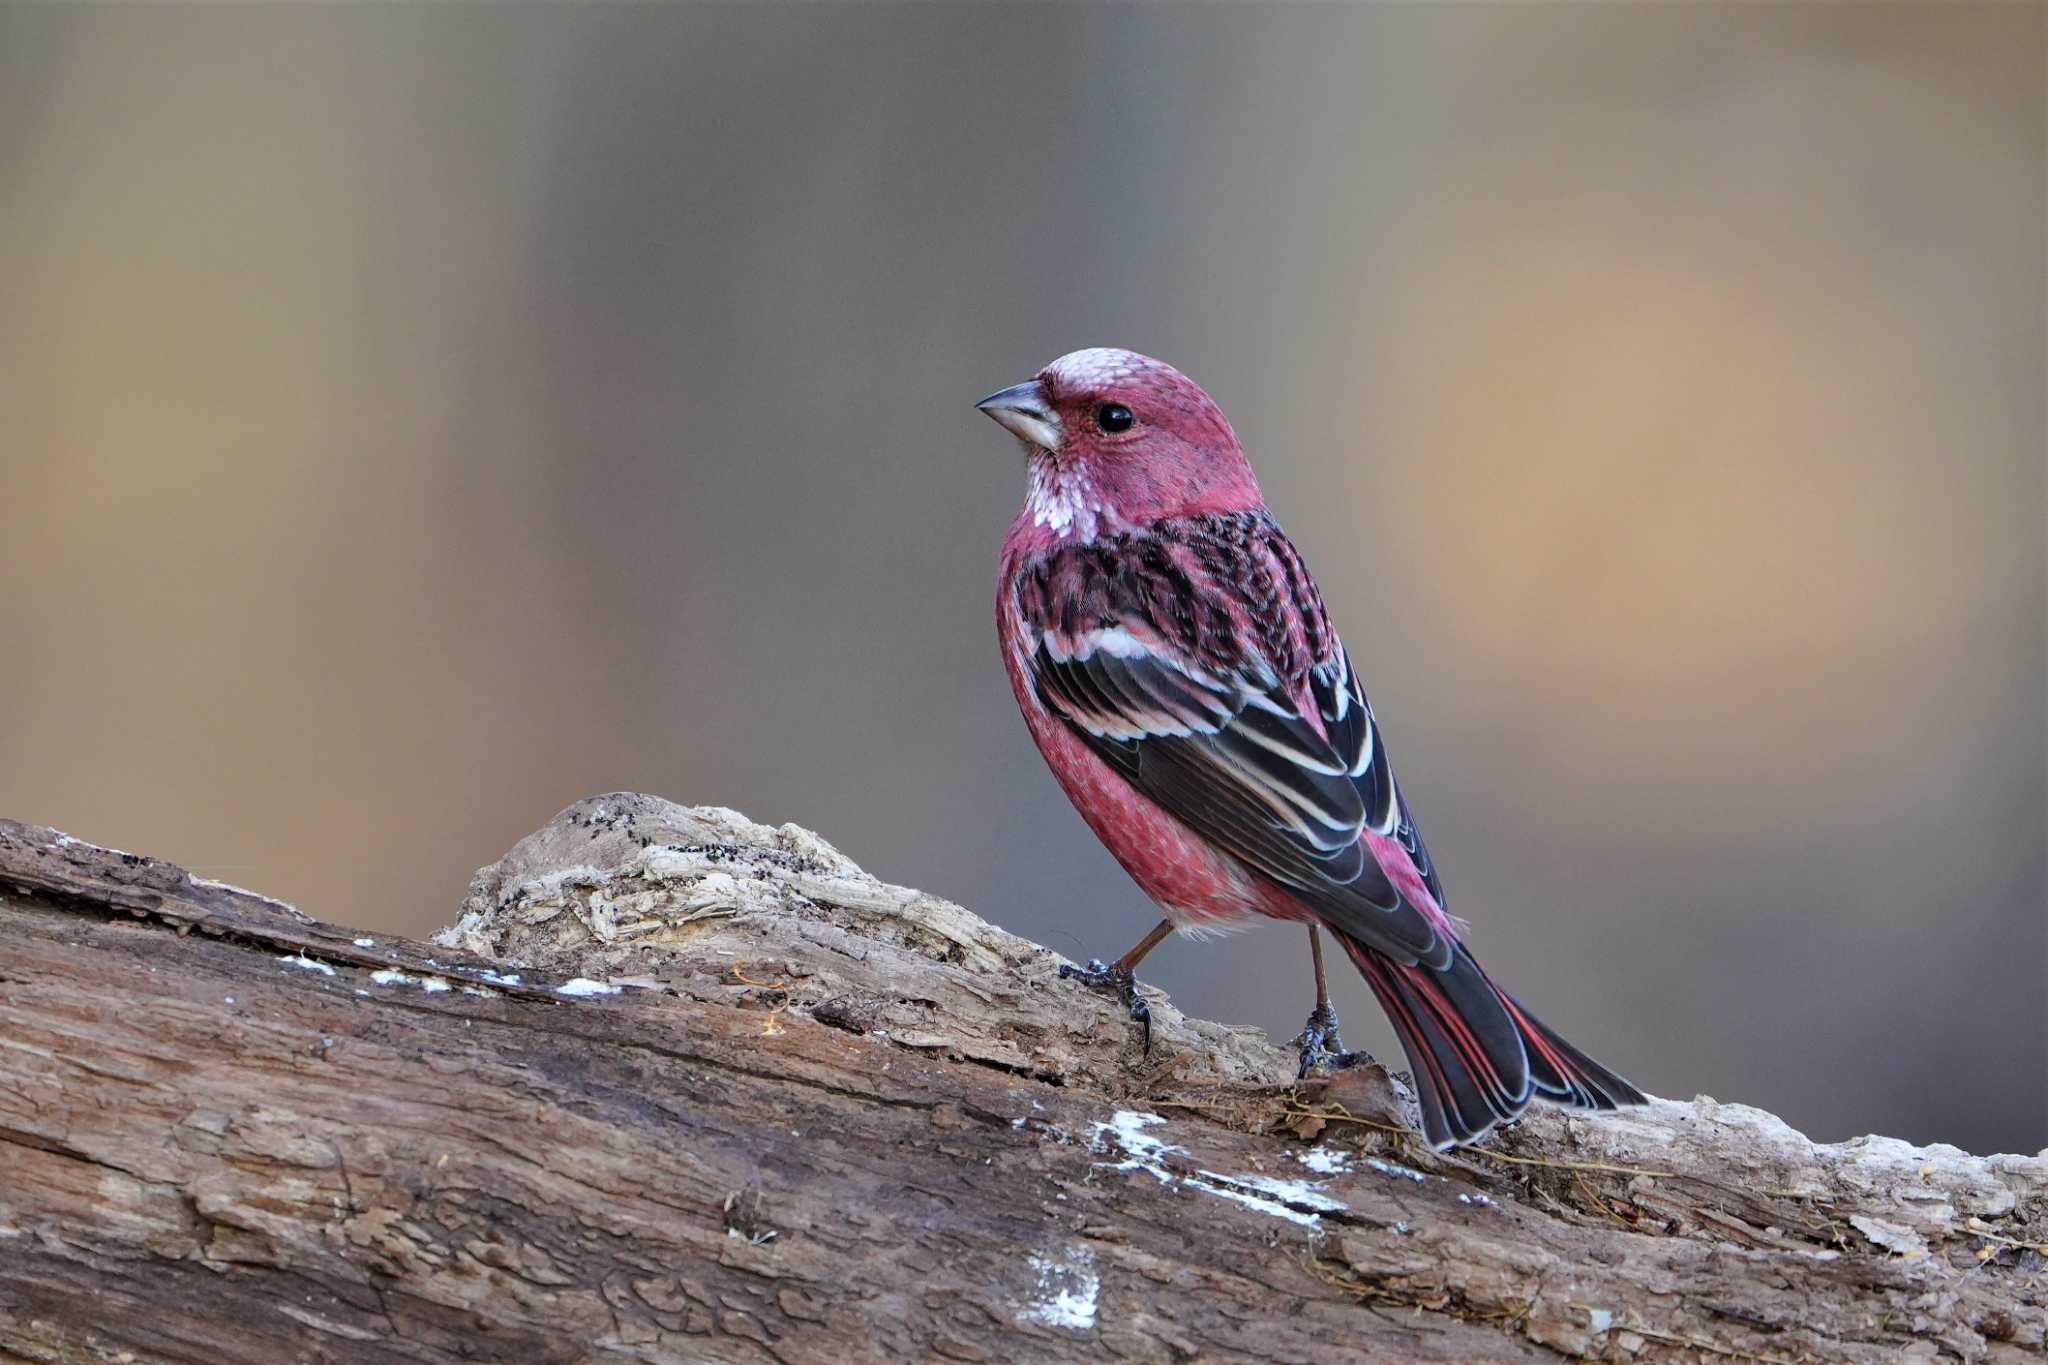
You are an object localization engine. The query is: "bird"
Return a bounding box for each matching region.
[978,346,1645,1150]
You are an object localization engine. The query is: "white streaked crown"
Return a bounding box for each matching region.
[1043,347,1151,393]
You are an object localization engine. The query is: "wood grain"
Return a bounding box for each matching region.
[1,796,2040,1363]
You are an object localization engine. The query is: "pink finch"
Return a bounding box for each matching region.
[979,347,1645,1149]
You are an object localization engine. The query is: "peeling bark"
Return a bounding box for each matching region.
[1,794,2041,1364]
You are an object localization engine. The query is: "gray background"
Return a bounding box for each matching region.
[2,4,2040,1154]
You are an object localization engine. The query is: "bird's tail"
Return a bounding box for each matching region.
[1336,933,1645,1149]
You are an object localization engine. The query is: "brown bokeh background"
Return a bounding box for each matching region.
[2,4,2040,1153]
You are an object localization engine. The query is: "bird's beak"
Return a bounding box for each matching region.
[975,379,1062,452]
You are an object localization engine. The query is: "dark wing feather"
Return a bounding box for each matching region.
[1307,645,1396,836]
[1392,786,1443,908]
[1308,643,1444,907]
[1033,639,1450,968]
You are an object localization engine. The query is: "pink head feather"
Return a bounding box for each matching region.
[991,349,1266,552]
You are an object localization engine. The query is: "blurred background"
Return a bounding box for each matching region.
[1,4,2040,1154]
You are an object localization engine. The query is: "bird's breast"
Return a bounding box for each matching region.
[995,583,1266,932]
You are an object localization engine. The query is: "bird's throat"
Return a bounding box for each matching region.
[1023,454,1112,544]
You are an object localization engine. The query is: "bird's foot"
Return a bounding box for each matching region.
[1292,1002,1378,1079]
[1058,958,1153,1054]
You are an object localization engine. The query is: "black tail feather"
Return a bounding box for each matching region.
[1336,931,1644,1149]
[1496,988,1648,1111]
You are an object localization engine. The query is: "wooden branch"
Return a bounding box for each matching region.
[2,793,2041,1364]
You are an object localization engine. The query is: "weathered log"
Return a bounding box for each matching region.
[1,794,2041,1364]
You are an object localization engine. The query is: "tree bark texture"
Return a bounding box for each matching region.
[1,794,2042,1364]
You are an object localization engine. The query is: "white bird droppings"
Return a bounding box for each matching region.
[1296,1146,1350,1174]
[369,969,452,992]
[1089,1111,1181,1183]
[1188,1171,1346,1227]
[1019,1245,1099,1331]
[1090,1112,1347,1227]
[1186,1177,1324,1227]
[1205,1172,1346,1212]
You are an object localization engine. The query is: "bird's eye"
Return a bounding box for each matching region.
[1095,403,1135,434]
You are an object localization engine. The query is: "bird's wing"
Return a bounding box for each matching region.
[1015,522,1450,968]
[1311,640,1445,909]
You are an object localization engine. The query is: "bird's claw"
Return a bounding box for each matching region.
[1059,960,1153,1055]
[1292,1002,1376,1078]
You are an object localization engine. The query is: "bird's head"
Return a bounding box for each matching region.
[977,348,1263,539]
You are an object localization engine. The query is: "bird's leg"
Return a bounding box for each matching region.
[1058,917,1173,1054]
[1293,926,1346,1077]
[1294,926,1379,1078]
